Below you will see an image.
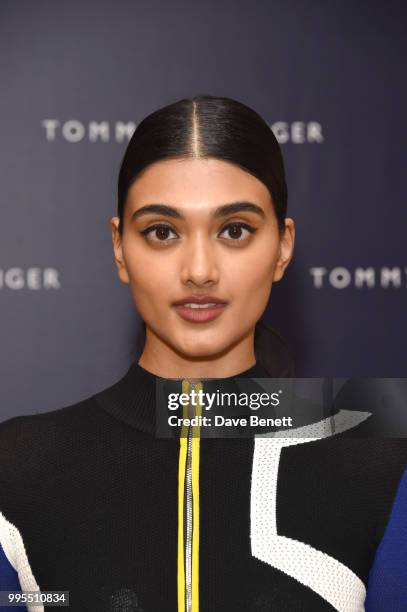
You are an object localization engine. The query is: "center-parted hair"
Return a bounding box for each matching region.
[117,94,294,376]
[118,95,287,235]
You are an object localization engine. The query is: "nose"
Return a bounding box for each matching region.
[180,231,220,287]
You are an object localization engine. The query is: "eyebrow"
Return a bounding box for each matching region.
[130,201,266,222]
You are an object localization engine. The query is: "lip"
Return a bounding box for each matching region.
[172,295,228,323]
[172,295,227,306]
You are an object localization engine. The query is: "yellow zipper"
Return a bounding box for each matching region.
[177,379,202,612]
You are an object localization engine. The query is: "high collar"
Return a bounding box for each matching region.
[93,360,268,435]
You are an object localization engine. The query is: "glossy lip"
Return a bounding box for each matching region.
[172,295,228,306]
[172,295,228,323]
[173,302,228,323]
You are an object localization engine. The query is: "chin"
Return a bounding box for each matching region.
[172,336,233,360]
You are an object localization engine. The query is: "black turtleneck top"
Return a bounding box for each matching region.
[0,360,406,612]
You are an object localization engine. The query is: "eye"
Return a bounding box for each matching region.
[140,223,179,242]
[219,222,257,241]
[140,221,257,244]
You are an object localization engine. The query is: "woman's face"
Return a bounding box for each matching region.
[111,158,295,363]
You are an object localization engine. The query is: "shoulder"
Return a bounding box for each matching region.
[0,394,99,438]
[0,395,103,484]
[0,396,104,589]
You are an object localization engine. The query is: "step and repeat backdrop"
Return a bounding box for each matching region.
[0,1,405,420]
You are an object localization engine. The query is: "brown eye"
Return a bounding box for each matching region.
[140,224,179,242]
[219,222,257,241]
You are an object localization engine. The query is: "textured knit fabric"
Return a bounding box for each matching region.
[0,360,406,611]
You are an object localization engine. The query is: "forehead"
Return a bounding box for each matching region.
[125,158,272,211]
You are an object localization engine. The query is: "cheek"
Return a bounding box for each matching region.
[123,245,175,312]
[224,243,277,313]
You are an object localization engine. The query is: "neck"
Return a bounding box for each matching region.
[138,327,256,379]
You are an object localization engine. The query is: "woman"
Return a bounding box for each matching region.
[0,95,406,612]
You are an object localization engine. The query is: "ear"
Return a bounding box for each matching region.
[273,217,295,282]
[111,217,130,284]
